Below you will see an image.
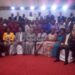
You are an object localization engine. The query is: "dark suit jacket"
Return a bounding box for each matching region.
[8,17,15,21]
[0,33,4,53]
[0,32,3,42]
[14,16,22,22]
[58,16,66,22]
[68,16,75,22]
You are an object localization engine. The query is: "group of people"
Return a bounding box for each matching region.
[0,11,75,65]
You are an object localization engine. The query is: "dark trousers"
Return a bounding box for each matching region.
[34,41,37,55]
[56,45,75,63]
[0,43,5,56]
[4,44,10,56]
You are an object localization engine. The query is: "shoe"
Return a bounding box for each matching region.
[34,52,38,56]
[64,62,68,65]
[54,59,60,62]
[13,53,17,56]
[0,56,4,58]
[72,60,75,63]
[23,54,25,55]
[34,54,38,56]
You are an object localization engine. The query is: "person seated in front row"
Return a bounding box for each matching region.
[3,28,15,56]
[0,32,4,57]
[25,28,36,55]
[43,28,57,55]
[15,27,26,55]
[47,28,57,41]
[51,28,66,57]
[37,29,47,42]
[54,24,75,65]
[35,29,47,55]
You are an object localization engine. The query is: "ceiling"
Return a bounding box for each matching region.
[0,0,74,6]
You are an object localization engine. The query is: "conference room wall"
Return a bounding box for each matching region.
[0,9,75,19]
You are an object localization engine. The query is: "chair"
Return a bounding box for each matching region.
[60,49,73,63]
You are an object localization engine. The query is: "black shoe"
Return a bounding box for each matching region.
[34,54,38,56]
[0,56,3,58]
[13,53,17,56]
[64,62,68,65]
[34,52,38,56]
[23,54,25,55]
[72,60,75,63]
[54,59,60,62]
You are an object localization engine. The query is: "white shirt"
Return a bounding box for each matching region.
[17,16,19,21]
[65,34,70,45]
[25,25,30,33]
[19,32,23,42]
[59,23,66,29]
[28,16,35,21]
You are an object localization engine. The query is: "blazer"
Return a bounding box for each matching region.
[14,16,22,21]
[15,32,26,42]
[65,34,70,45]
[3,32,15,41]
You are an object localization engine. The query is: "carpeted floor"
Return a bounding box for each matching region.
[0,55,75,75]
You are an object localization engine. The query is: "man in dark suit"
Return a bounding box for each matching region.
[8,13,15,21]
[0,32,4,57]
[68,13,75,23]
[55,25,75,65]
[14,12,23,31]
[58,12,66,23]
[21,14,28,31]
[46,11,55,24]
[15,12,21,21]
[0,23,5,57]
